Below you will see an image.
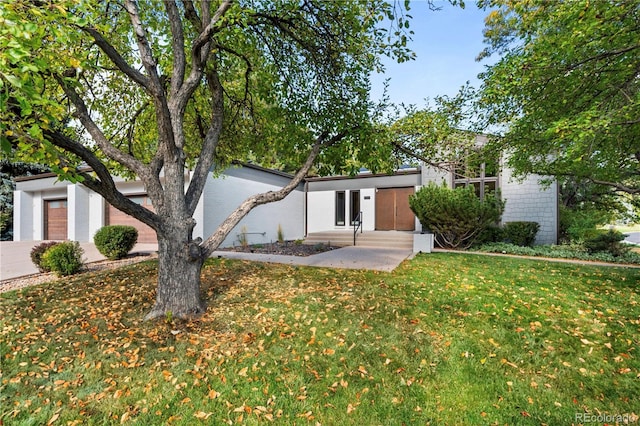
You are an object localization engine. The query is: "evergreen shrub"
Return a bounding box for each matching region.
[42,241,84,276]
[409,183,505,249]
[503,221,540,247]
[94,225,138,260]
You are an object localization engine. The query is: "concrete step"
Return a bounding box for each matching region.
[304,231,413,249]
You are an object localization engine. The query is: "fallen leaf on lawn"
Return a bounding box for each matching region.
[193,411,213,420]
[48,413,60,425]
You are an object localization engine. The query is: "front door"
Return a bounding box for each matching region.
[45,199,68,240]
[375,187,415,231]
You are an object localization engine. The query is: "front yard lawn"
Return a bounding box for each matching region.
[1,253,638,425]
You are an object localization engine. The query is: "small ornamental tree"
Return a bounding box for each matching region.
[409,182,505,249]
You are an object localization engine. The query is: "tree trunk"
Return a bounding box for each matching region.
[144,227,205,321]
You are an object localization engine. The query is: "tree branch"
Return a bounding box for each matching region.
[589,178,640,195]
[391,141,455,173]
[79,26,152,92]
[165,0,186,97]
[38,129,161,230]
[182,0,202,32]
[179,0,233,106]
[185,69,224,216]
[123,0,163,95]
[54,75,147,177]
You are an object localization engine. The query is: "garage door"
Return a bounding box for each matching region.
[106,195,157,243]
[45,199,68,240]
[375,187,415,231]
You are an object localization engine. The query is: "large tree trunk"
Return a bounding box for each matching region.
[144,225,206,321]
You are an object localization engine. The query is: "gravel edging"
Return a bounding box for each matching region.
[0,252,157,294]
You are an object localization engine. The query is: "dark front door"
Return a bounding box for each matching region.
[375,187,415,231]
[45,199,68,240]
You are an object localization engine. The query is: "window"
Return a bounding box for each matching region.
[48,200,67,208]
[335,191,345,226]
[453,149,499,200]
[350,190,360,225]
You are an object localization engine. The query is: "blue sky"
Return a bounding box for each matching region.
[370,1,492,108]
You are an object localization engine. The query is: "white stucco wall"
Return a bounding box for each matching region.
[12,190,32,241]
[421,165,452,187]
[201,171,304,247]
[501,169,558,245]
[306,188,376,233]
[306,191,335,233]
[88,192,105,241]
[68,184,90,241]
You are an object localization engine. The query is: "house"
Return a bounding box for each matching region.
[306,135,558,245]
[12,164,305,247]
[13,148,559,247]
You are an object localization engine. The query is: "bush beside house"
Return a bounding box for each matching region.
[41,241,84,276]
[93,225,138,260]
[409,183,505,249]
[30,241,61,273]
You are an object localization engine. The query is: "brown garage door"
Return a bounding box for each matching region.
[375,187,415,231]
[106,195,157,243]
[45,199,68,240]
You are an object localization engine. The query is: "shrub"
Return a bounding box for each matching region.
[503,221,540,247]
[475,223,504,246]
[476,242,640,265]
[583,229,630,257]
[42,241,84,276]
[409,183,505,249]
[94,225,138,260]
[30,241,61,272]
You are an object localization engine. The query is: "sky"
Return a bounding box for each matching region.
[370,1,493,108]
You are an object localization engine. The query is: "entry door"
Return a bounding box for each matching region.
[375,187,415,231]
[45,199,68,240]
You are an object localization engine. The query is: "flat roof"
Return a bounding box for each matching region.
[305,169,420,182]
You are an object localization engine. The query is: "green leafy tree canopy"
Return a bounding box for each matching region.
[477,0,640,196]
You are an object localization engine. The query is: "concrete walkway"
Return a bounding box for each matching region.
[212,246,413,272]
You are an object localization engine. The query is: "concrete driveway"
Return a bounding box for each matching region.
[0,241,158,281]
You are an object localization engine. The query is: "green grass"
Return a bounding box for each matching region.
[1,253,639,425]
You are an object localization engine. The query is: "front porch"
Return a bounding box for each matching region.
[303,230,414,250]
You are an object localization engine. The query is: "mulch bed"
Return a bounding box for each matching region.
[219,241,334,257]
